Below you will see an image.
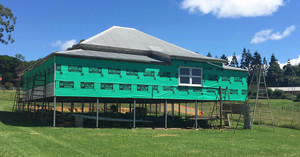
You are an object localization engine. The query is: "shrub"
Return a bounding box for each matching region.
[248,89,256,97]
[294,93,300,102]
[282,94,296,101]
[4,82,13,90]
[272,89,283,99]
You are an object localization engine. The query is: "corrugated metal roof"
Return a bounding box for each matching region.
[81,26,225,63]
[55,49,164,63]
[223,66,248,71]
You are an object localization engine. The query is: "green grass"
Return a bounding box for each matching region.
[247,99,300,129]
[1,90,300,156]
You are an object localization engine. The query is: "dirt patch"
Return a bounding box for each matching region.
[190,150,200,154]
[289,134,295,138]
[96,133,112,136]
[29,132,39,135]
[154,134,178,137]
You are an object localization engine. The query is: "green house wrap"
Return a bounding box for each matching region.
[20,26,247,101]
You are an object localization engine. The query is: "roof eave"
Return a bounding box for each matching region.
[55,52,168,65]
[170,55,227,64]
[18,53,55,76]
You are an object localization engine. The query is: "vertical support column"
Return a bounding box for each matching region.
[34,101,36,117]
[171,103,174,119]
[53,96,56,127]
[91,103,94,113]
[71,102,74,114]
[185,103,187,117]
[155,103,158,117]
[201,102,203,116]
[133,99,136,128]
[81,101,84,114]
[178,103,181,117]
[129,103,132,114]
[61,102,64,113]
[165,100,168,129]
[244,103,251,129]
[96,98,99,128]
[219,86,223,129]
[150,104,152,116]
[195,101,198,129]
[89,102,91,112]
[159,103,162,116]
[116,103,119,113]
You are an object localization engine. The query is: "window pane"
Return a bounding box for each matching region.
[192,69,201,76]
[180,77,190,84]
[180,68,189,75]
[192,77,202,85]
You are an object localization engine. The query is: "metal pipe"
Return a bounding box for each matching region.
[133,99,136,128]
[165,100,168,129]
[96,98,99,128]
[178,103,181,117]
[53,96,56,127]
[195,100,198,129]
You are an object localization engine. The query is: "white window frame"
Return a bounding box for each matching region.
[178,67,203,87]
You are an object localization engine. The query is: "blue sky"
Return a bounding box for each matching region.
[1,0,299,67]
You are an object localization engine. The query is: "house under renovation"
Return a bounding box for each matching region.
[14,26,249,129]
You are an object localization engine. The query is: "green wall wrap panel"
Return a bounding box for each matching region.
[23,57,55,91]
[55,56,247,101]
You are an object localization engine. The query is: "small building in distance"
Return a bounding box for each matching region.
[269,87,300,95]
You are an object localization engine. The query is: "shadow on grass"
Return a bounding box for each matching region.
[0,111,51,127]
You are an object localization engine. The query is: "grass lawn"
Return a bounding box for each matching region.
[1,90,300,156]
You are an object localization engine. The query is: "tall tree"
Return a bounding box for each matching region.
[207,52,212,57]
[266,54,283,87]
[252,51,262,66]
[220,54,229,65]
[230,52,239,67]
[0,4,17,45]
[263,57,267,66]
[240,48,247,69]
[269,53,277,65]
[282,61,299,87]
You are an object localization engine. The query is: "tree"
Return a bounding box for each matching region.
[207,52,212,57]
[240,49,252,70]
[240,48,247,69]
[230,52,239,67]
[269,53,277,65]
[15,54,25,61]
[283,62,299,87]
[266,54,283,87]
[206,52,212,57]
[0,55,21,85]
[0,4,17,45]
[263,57,267,66]
[252,51,262,66]
[220,54,229,65]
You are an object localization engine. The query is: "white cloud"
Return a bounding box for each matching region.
[279,55,300,69]
[52,39,77,51]
[250,25,296,44]
[180,0,285,18]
